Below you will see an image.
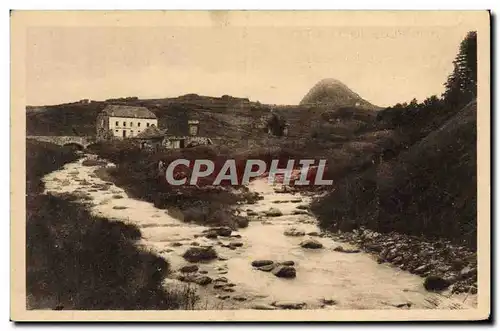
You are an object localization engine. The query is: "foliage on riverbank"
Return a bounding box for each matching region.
[26,140,198,309]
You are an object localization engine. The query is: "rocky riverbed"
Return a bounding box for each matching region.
[42,155,477,310]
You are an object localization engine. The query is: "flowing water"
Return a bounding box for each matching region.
[42,155,477,310]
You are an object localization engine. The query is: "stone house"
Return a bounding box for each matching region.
[96,105,158,140]
[162,119,213,149]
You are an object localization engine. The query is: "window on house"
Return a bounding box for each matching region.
[130,122,133,127]
[115,130,119,133]
[115,121,119,126]
[138,122,141,127]
[146,123,150,127]
[123,121,127,127]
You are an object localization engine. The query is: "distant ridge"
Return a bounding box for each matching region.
[300,78,379,109]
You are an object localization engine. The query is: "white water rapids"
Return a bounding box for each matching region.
[42,155,477,310]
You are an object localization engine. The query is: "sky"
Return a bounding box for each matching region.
[25,23,472,107]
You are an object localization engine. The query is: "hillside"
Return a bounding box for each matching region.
[26,92,381,147]
[311,100,477,248]
[299,78,380,110]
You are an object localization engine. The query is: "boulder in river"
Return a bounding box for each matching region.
[272,265,296,278]
[257,264,275,272]
[203,226,233,237]
[272,301,306,310]
[284,228,305,237]
[264,208,283,217]
[234,216,250,228]
[251,303,277,310]
[194,275,213,286]
[300,239,323,249]
[251,260,274,267]
[333,246,360,253]
[292,210,310,215]
[423,275,450,292]
[320,298,338,306]
[179,265,199,273]
[182,246,218,263]
[280,260,295,266]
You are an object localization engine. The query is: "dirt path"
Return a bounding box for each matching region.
[42,155,477,310]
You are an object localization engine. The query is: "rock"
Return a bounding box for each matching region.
[205,232,218,239]
[284,228,305,237]
[251,304,277,310]
[112,206,127,210]
[296,205,308,210]
[247,211,258,216]
[216,294,230,300]
[273,200,290,204]
[182,246,218,263]
[213,282,226,289]
[229,242,243,248]
[170,242,183,247]
[264,208,283,217]
[451,259,466,270]
[190,242,200,246]
[235,216,250,228]
[272,265,296,278]
[392,256,404,264]
[320,298,338,305]
[292,210,310,215]
[307,231,320,237]
[232,295,247,302]
[290,199,302,203]
[199,270,208,274]
[272,301,306,310]
[300,239,323,249]
[459,266,477,279]
[194,275,212,286]
[252,260,274,267]
[111,194,123,199]
[231,234,242,239]
[223,287,235,292]
[204,226,233,237]
[215,277,228,283]
[280,260,295,266]
[257,264,275,272]
[179,265,199,273]
[218,256,228,261]
[424,275,450,292]
[413,264,431,275]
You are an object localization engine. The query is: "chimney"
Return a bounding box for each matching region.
[188,120,200,136]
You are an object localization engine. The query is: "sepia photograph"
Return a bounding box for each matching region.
[10,10,490,322]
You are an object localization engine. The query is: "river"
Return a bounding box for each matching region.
[41,155,477,310]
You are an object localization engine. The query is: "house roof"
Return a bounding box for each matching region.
[102,105,157,119]
[134,125,167,139]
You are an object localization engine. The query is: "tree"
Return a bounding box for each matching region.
[442,31,477,107]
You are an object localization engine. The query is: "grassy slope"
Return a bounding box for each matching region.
[311,100,477,248]
[26,140,196,310]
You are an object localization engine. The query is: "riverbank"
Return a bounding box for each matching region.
[26,140,198,310]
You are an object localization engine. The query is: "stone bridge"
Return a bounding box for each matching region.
[27,135,96,149]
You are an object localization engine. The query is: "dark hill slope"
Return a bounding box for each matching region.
[312,100,477,248]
